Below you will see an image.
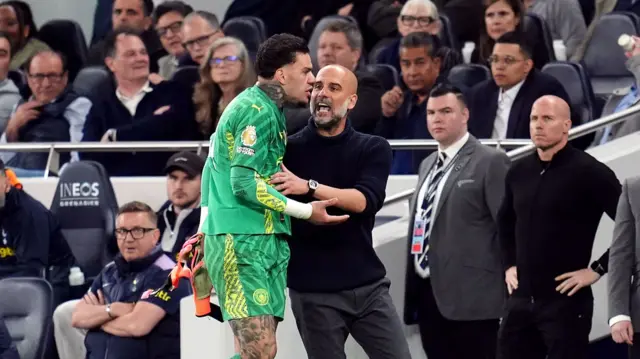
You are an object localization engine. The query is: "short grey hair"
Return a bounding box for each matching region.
[184,10,220,31]
[401,0,439,18]
[321,20,363,51]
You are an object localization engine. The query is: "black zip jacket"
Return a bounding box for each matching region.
[0,187,75,282]
[498,145,620,300]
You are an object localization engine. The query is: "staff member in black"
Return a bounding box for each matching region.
[498,95,619,359]
[270,64,411,359]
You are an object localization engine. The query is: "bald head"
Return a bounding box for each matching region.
[310,64,359,133]
[532,95,571,120]
[26,51,68,103]
[530,95,572,152]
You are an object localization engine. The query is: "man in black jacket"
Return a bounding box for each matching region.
[0,159,75,284]
[156,151,203,261]
[271,64,411,358]
[468,31,574,140]
[497,95,619,359]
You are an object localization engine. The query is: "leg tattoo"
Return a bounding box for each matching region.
[230,315,277,359]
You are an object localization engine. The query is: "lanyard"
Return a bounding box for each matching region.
[418,151,461,218]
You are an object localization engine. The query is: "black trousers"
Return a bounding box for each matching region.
[498,295,593,359]
[630,333,640,359]
[289,277,411,359]
[416,279,499,359]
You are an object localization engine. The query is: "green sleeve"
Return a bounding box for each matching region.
[229,106,272,173]
[230,166,288,212]
[200,157,212,207]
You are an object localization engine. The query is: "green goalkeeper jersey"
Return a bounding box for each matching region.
[201,85,291,235]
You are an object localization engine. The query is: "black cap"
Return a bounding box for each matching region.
[164,151,205,177]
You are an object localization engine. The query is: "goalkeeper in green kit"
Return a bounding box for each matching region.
[175,34,349,359]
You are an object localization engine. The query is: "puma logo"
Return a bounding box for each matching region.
[252,104,263,112]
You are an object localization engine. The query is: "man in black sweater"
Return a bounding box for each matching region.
[497,95,620,359]
[270,64,411,358]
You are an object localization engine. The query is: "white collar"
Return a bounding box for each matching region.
[439,132,469,160]
[499,78,525,102]
[115,81,153,100]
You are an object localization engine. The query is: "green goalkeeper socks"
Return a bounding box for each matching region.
[230,354,241,359]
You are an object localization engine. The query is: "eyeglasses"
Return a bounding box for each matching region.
[182,31,220,49]
[210,55,240,66]
[487,55,525,66]
[157,21,183,37]
[400,15,436,27]
[115,227,155,240]
[27,72,65,82]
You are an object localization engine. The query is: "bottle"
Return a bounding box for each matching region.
[68,266,85,286]
[618,34,636,52]
[553,40,566,61]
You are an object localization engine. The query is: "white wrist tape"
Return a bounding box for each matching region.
[198,206,208,233]
[283,199,313,220]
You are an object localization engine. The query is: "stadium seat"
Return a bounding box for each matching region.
[171,65,200,90]
[447,64,491,90]
[582,12,640,95]
[50,161,119,284]
[308,15,359,70]
[523,13,556,66]
[222,16,266,56]
[0,277,53,359]
[542,61,596,125]
[227,16,267,42]
[366,64,399,91]
[7,69,27,97]
[369,37,397,64]
[72,66,112,101]
[439,14,459,51]
[38,20,89,82]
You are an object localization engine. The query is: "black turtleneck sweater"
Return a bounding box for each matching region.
[498,144,621,300]
[283,119,393,292]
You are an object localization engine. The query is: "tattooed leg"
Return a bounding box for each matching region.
[230,315,278,359]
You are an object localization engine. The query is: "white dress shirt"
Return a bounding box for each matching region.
[414,132,470,277]
[609,315,631,327]
[115,81,153,116]
[492,80,525,140]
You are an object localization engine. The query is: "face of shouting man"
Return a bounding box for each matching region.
[309,65,358,135]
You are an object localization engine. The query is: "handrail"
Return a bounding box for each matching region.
[0,139,531,153]
[382,103,640,206]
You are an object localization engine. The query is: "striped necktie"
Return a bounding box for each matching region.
[415,152,447,276]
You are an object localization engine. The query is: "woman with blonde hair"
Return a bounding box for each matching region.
[193,37,256,137]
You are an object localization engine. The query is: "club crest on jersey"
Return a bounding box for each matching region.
[241,125,257,147]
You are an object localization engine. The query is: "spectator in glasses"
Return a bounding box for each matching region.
[180,11,224,67]
[192,36,256,138]
[152,1,193,80]
[376,0,461,81]
[0,51,91,177]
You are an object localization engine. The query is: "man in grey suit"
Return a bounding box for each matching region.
[403,83,510,359]
[594,35,640,145]
[608,175,640,355]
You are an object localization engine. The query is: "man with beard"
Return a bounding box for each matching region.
[270,64,411,358]
[497,95,620,359]
[179,34,348,359]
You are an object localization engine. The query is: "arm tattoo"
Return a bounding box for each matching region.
[257,83,285,109]
[230,315,277,359]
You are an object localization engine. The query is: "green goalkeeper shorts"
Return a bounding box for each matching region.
[204,233,290,322]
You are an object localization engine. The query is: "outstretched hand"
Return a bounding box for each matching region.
[308,198,349,225]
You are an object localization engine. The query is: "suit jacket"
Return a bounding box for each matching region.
[593,86,640,144]
[284,69,384,135]
[468,69,573,139]
[403,135,510,324]
[608,176,640,326]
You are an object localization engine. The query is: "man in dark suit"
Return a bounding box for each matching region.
[468,31,573,140]
[284,20,384,135]
[404,83,510,359]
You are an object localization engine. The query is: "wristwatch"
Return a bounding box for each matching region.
[307,179,319,196]
[105,304,113,318]
[590,260,605,276]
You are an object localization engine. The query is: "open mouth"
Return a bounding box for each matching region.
[315,102,332,115]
